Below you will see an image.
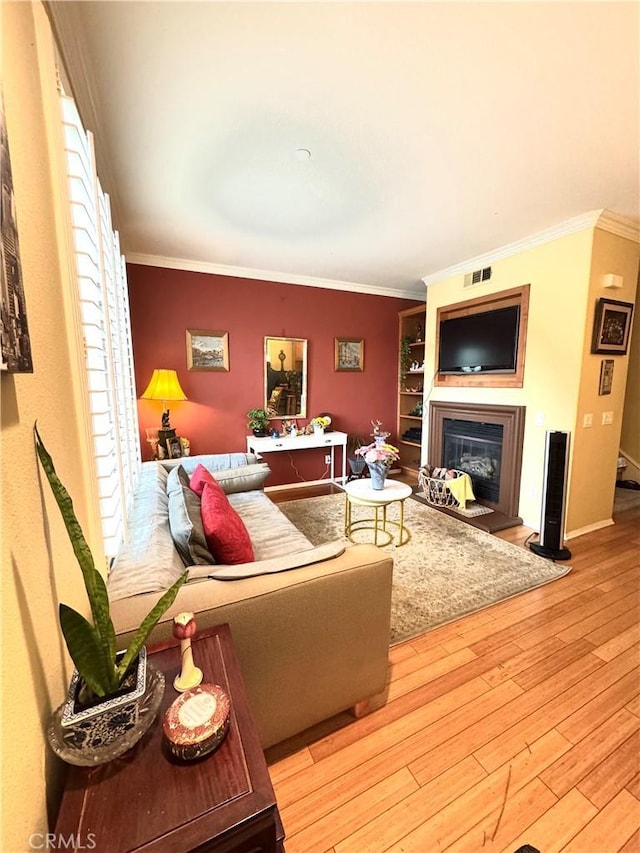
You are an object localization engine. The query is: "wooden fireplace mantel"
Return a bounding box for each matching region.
[428,401,526,519]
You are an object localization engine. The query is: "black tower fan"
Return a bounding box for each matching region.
[529,430,572,561]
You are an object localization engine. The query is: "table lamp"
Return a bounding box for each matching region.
[141,368,187,449]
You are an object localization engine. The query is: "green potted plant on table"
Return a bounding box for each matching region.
[35,424,187,766]
[246,408,270,436]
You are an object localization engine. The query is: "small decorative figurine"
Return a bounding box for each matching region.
[172,612,203,692]
[162,409,171,429]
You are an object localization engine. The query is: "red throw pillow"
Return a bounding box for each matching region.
[190,463,223,498]
[200,483,255,565]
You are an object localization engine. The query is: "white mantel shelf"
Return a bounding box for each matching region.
[246,430,348,486]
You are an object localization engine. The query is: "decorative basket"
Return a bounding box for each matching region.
[418,468,466,508]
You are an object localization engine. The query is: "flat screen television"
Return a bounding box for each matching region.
[438,304,520,374]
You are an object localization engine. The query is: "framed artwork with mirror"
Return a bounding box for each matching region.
[264,336,307,418]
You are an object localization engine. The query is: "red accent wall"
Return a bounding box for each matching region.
[128,264,421,486]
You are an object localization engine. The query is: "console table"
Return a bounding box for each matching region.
[53,624,284,852]
[247,430,347,485]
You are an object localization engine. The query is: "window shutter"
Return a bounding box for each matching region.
[61,95,140,556]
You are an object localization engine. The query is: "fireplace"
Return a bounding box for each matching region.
[429,401,525,520]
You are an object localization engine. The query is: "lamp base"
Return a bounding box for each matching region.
[158,427,176,449]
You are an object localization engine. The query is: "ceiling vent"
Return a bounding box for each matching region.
[464,266,492,287]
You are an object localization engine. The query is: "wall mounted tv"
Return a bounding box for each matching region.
[438,305,520,374]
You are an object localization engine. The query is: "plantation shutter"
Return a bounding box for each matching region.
[61,95,140,556]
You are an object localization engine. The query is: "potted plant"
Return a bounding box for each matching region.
[246,408,270,437]
[35,424,187,765]
[400,335,413,381]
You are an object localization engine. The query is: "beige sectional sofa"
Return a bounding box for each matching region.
[108,454,393,749]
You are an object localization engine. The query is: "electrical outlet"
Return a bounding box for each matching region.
[602,411,614,425]
[325,455,331,464]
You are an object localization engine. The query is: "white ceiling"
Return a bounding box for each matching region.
[50,1,639,299]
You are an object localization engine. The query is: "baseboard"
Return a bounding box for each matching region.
[565,518,615,540]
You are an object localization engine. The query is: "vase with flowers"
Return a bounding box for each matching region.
[355,440,400,490]
[311,415,331,435]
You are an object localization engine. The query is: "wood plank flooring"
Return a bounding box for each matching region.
[266,483,640,853]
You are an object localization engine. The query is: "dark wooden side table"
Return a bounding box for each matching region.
[54,624,284,852]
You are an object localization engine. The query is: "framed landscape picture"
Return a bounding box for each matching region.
[186,329,229,371]
[335,337,364,372]
[591,298,634,355]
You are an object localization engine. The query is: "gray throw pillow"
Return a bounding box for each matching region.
[167,472,215,566]
[166,463,190,496]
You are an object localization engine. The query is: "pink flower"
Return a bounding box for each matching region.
[356,441,400,468]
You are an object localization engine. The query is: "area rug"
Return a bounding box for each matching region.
[278,493,571,644]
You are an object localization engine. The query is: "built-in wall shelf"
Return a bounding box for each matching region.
[397,305,426,475]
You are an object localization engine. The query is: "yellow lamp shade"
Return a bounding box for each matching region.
[141,369,187,403]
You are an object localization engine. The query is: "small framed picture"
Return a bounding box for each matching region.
[186,329,229,371]
[591,298,634,355]
[335,337,364,372]
[166,436,183,459]
[599,359,614,396]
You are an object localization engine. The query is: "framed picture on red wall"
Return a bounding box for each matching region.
[186,329,230,371]
[335,338,364,372]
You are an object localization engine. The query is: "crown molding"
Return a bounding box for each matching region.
[422,209,640,287]
[596,210,640,242]
[126,253,425,301]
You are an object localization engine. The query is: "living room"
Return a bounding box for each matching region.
[2,2,639,851]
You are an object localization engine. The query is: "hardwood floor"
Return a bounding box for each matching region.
[266,483,640,853]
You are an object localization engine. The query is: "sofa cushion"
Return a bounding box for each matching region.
[227,491,314,560]
[166,465,214,566]
[210,463,271,494]
[201,482,255,564]
[108,463,186,600]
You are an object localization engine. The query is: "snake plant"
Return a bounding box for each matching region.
[35,424,187,699]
